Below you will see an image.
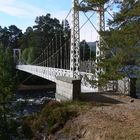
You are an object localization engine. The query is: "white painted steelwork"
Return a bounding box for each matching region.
[70,0,80,79]
[17,65,71,82]
[96,4,105,74]
[17,65,98,92]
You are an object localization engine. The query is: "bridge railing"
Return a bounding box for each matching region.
[17,65,118,92]
[17,64,98,91]
[16,65,71,82]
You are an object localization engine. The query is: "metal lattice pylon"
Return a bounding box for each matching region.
[70,0,80,79]
[96,5,105,73]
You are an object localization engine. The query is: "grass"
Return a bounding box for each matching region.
[22,100,93,139]
[22,98,140,139]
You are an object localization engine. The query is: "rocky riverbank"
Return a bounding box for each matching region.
[53,94,140,140]
[22,93,140,140]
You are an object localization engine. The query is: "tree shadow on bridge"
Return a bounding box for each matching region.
[79,92,123,105]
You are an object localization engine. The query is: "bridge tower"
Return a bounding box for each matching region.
[13,48,21,64]
[96,5,105,74]
[70,0,80,79]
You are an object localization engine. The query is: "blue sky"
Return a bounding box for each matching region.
[0,0,71,31]
[0,0,117,41]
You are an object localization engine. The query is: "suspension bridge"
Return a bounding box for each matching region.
[14,0,131,101]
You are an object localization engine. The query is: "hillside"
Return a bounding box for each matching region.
[52,94,140,140]
[87,41,96,52]
[23,93,140,140]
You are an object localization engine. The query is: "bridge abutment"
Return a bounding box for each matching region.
[55,76,81,101]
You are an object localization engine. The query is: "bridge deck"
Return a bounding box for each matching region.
[17,65,98,92]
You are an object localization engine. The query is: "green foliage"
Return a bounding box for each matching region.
[19,14,71,68]
[0,25,22,48]
[22,47,40,64]
[95,0,140,85]
[22,101,91,138]
[79,0,110,11]
[0,45,16,139]
[80,0,140,86]
[83,0,109,5]
[80,40,96,61]
[108,0,140,27]
[0,47,15,100]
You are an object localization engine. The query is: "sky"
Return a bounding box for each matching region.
[0,0,115,42]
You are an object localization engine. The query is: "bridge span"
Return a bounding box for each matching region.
[15,0,134,101]
[17,65,99,101]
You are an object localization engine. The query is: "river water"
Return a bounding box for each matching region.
[13,84,140,117]
[14,86,55,117]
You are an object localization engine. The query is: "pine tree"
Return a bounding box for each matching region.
[0,46,16,139]
[98,0,140,85]
[80,0,140,86]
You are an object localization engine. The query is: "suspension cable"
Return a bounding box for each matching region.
[35,11,96,67]
[35,37,71,66]
[28,0,88,66]
[30,7,73,65]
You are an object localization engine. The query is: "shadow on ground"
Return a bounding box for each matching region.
[80,92,123,104]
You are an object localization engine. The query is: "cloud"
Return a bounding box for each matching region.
[0,0,16,4]
[0,0,46,18]
[0,0,98,41]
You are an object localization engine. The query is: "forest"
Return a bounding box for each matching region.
[0,0,140,139]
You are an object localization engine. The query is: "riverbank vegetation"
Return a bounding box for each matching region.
[81,0,140,86]
[0,46,17,139]
[22,95,140,140]
[22,100,96,139]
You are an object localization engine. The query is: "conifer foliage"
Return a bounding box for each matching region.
[99,0,140,83]
[80,0,140,85]
[0,46,16,139]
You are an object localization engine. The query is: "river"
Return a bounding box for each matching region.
[13,83,140,117]
[14,84,56,117]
